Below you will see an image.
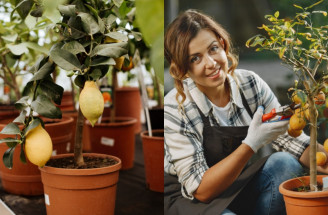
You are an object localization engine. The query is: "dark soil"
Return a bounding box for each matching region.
[292,183,323,192]
[45,156,118,169]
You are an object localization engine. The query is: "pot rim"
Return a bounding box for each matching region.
[279,175,328,198]
[39,153,122,176]
[85,116,137,127]
[140,129,164,140]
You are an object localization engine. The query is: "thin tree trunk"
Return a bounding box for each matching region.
[308,97,318,191]
[110,69,117,123]
[74,99,85,166]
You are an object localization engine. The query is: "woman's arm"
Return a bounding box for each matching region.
[193,143,254,203]
[299,144,328,174]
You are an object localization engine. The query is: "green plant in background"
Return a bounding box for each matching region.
[0,0,58,102]
[0,0,138,168]
[247,0,328,191]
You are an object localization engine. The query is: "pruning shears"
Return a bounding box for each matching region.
[262,103,301,122]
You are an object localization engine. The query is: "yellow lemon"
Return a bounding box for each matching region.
[287,127,302,138]
[324,138,328,153]
[289,113,306,131]
[316,152,327,166]
[25,124,53,167]
[79,81,104,126]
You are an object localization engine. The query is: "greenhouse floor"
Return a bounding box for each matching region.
[0,126,164,215]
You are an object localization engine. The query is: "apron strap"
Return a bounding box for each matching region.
[239,88,254,118]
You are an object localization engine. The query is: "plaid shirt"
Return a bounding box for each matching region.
[164,69,310,199]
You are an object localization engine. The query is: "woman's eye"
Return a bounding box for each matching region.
[210,46,219,53]
[190,56,200,63]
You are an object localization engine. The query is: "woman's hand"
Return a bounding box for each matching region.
[243,106,289,153]
[300,144,328,175]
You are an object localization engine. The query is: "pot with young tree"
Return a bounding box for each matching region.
[247,1,328,213]
[0,0,139,214]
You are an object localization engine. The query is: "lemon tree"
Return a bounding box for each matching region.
[0,0,139,167]
[247,0,328,191]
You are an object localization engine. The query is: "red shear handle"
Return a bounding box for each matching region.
[262,108,276,122]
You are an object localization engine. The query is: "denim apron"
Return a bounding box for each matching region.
[164,89,269,215]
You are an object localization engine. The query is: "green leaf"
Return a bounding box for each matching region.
[113,0,124,7]
[13,0,34,20]
[39,79,64,105]
[24,118,41,135]
[91,57,116,66]
[50,47,82,71]
[3,148,15,169]
[293,4,304,10]
[91,42,128,57]
[274,11,279,18]
[305,0,324,10]
[98,17,105,34]
[15,96,29,110]
[0,123,21,135]
[130,31,143,41]
[58,5,76,16]
[135,0,163,46]
[30,61,55,82]
[7,44,28,56]
[1,34,18,43]
[0,138,20,147]
[105,14,117,26]
[14,110,27,124]
[74,75,86,88]
[20,145,26,164]
[78,12,100,35]
[89,69,102,80]
[62,41,86,55]
[30,6,43,18]
[23,42,49,55]
[31,95,62,119]
[150,31,164,84]
[105,32,128,42]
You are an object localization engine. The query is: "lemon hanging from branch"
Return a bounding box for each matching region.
[25,124,53,167]
[79,80,104,126]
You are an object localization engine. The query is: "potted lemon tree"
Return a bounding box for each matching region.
[247,1,328,213]
[0,0,139,214]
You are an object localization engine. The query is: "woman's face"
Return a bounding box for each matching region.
[187,29,229,92]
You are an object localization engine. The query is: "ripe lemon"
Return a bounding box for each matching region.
[287,127,302,138]
[314,91,325,105]
[316,152,327,166]
[25,124,53,167]
[324,138,328,153]
[292,90,306,104]
[79,81,104,126]
[289,113,306,131]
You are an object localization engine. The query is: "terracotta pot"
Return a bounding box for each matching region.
[0,105,19,120]
[0,144,43,196]
[86,117,137,170]
[103,87,142,134]
[140,129,164,192]
[0,116,74,196]
[279,175,328,214]
[40,153,121,215]
[56,91,76,112]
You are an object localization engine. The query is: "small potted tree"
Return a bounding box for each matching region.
[0,0,139,214]
[247,1,328,213]
[0,1,74,196]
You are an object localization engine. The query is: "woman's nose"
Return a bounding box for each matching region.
[204,55,216,69]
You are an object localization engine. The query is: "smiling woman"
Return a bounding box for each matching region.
[163,9,317,215]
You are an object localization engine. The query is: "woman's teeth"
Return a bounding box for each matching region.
[209,70,219,77]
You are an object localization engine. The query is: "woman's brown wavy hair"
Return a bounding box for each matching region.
[164,9,238,112]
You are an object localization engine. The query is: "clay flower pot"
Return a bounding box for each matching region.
[39,153,121,215]
[0,116,74,196]
[140,129,164,192]
[86,117,137,170]
[103,87,142,134]
[279,175,328,214]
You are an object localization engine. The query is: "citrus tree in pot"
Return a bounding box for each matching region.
[247,1,328,213]
[0,0,137,214]
[0,0,75,196]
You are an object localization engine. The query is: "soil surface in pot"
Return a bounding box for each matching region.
[45,156,118,169]
[292,183,323,192]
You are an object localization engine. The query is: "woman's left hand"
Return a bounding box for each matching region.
[300,144,328,175]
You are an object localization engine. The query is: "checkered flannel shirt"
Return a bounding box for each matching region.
[164,69,310,199]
